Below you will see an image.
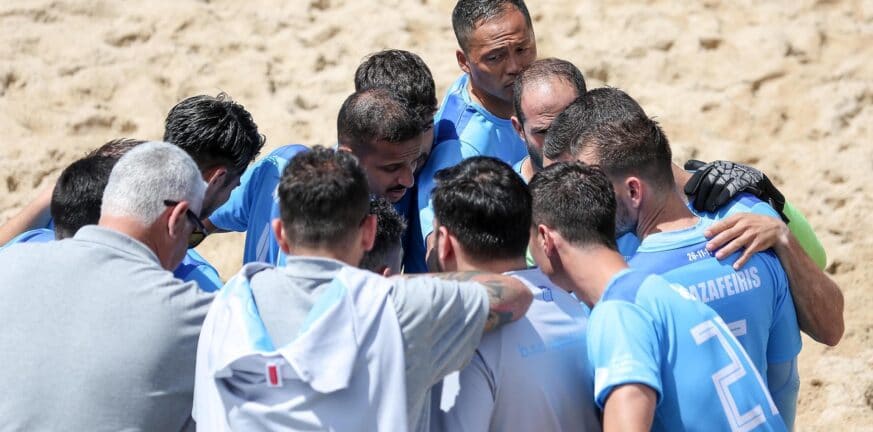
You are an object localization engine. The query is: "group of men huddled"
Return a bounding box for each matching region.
[0,1,846,431]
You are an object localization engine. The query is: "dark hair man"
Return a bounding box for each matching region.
[545,88,803,427]
[360,197,407,276]
[193,146,532,432]
[416,0,538,275]
[0,142,213,431]
[528,161,787,431]
[428,157,600,431]
[510,58,586,181]
[164,92,265,217]
[544,89,843,349]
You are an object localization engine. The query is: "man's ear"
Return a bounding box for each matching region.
[510,116,525,140]
[203,166,228,188]
[456,49,471,75]
[625,176,644,210]
[437,225,454,264]
[272,218,291,254]
[166,201,189,239]
[537,224,557,257]
[361,214,377,253]
[379,265,392,277]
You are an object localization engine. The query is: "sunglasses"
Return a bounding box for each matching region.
[164,200,209,249]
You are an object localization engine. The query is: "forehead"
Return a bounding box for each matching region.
[467,7,532,49]
[362,138,420,163]
[521,78,579,120]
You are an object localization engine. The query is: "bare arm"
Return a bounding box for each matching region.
[705,213,844,346]
[602,384,657,432]
[0,185,53,245]
[410,271,533,333]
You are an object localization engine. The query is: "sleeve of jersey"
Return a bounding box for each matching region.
[207,159,265,232]
[438,351,496,432]
[765,255,803,363]
[588,301,663,410]
[782,201,828,270]
[393,278,489,383]
[417,140,465,240]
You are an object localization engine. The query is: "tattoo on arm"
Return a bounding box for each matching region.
[482,277,515,332]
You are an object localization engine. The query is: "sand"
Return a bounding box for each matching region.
[0,0,870,429]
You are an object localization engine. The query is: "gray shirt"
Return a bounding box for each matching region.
[0,225,214,432]
[250,256,489,432]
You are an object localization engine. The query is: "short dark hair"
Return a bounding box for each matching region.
[544,88,674,190]
[86,138,146,159]
[432,156,531,261]
[529,162,617,249]
[277,146,370,248]
[452,0,533,52]
[360,197,407,272]
[163,92,265,173]
[51,155,118,239]
[354,49,437,132]
[337,88,422,153]
[513,58,587,126]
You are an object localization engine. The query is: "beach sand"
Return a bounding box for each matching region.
[0,0,870,429]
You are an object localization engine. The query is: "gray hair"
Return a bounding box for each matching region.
[101,141,207,225]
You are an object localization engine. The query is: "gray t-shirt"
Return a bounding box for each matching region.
[0,225,214,431]
[251,256,489,432]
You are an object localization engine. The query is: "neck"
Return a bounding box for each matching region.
[456,255,528,275]
[672,163,692,203]
[557,244,628,308]
[635,188,698,240]
[99,214,162,260]
[467,78,514,119]
[290,244,362,267]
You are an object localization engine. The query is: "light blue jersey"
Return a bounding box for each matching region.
[617,192,781,258]
[627,217,801,427]
[417,74,528,241]
[208,145,309,265]
[589,269,787,432]
[2,227,222,292]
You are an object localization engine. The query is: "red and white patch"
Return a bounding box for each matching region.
[265,362,283,388]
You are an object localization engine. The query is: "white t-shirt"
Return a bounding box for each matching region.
[435,268,602,432]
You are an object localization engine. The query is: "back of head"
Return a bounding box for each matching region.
[277,146,370,248]
[102,142,207,225]
[529,162,617,250]
[452,0,533,52]
[354,49,437,131]
[360,197,407,274]
[51,156,117,239]
[86,138,147,159]
[544,88,674,191]
[337,88,421,153]
[513,58,587,126]
[432,156,531,261]
[163,93,265,173]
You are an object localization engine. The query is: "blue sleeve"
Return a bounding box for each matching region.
[588,301,663,409]
[417,140,466,240]
[174,250,223,292]
[207,158,266,232]
[767,358,799,431]
[765,254,802,363]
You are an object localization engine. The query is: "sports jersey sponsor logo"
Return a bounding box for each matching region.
[686,267,761,303]
[518,333,585,358]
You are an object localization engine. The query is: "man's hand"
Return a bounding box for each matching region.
[684,160,788,221]
[704,213,790,269]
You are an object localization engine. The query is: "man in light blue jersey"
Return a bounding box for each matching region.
[544,89,844,348]
[544,87,802,427]
[0,139,222,292]
[428,156,600,432]
[417,0,537,254]
[510,58,586,182]
[529,161,787,432]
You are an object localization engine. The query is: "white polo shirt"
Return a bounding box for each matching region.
[435,268,602,432]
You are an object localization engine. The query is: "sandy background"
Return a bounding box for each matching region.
[0,0,870,429]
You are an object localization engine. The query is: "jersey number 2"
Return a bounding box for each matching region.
[690,317,779,432]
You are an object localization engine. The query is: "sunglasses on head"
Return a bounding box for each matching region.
[164,200,209,249]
